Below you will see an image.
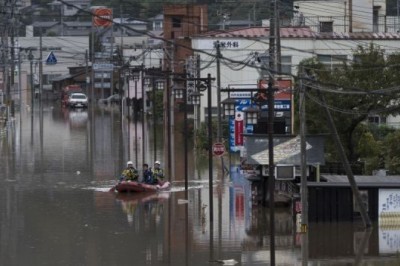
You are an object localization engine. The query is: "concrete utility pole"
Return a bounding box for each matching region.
[216,41,222,142]
[299,68,309,266]
[215,41,226,175]
[39,32,43,105]
[170,41,175,179]
[1,0,11,104]
[299,68,308,231]
[268,0,277,264]
[317,90,372,229]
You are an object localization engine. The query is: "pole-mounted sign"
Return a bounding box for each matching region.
[212,142,226,156]
[93,8,113,27]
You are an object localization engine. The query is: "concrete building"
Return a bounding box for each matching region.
[191,27,400,127]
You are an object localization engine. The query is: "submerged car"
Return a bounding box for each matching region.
[68,93,88,108]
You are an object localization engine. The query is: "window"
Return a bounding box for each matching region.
[280,56,292,75]
[320,21,333,33]
[368,115,386,125]
[317,54,347,69]
[172,17,181,28]
[373,7,379,32]
[256,55,292,75]
[154,21,162,30]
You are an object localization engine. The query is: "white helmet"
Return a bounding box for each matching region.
[155,161,161,165]
[127,161,133,166]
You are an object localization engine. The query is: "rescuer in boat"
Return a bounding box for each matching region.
[120,161,139,182]
[142,163,154,184]
[153,161,165,185]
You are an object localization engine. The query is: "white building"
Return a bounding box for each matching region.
[293,0,387,33]
[191,27,400,127]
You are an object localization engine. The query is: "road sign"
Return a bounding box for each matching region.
[46,52,57,65]
[93,8,113,27]
[94,82,111,88]
[93,63,114,71]
[212,142,226,156]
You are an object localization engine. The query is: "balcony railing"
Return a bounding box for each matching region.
[281,15,400,33]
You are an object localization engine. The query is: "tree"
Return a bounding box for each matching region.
[383,131,400,174]
[297,44,400,165]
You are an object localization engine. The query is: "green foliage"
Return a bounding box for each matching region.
[147,90,164,120]
[195,120,218,152]
[297,44,400,166]
[195,119,230,153]
[383,131,400,174]
[46,31,57,36]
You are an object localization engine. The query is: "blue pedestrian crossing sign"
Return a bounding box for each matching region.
[46,51,57,65]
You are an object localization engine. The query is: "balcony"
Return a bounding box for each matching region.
[285,15,400,33]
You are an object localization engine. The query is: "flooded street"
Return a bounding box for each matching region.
[0,102,400,265]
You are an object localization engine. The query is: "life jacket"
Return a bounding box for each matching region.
[153,168,164,180]
[122,167,139,181]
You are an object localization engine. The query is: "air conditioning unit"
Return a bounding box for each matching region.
[262,164,296,180]
[275,164,296,180]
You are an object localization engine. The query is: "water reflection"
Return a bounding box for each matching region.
[115,192,170,226]
[3,102,400,265]
[66,108,88,128]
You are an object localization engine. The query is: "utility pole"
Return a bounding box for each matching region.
[10,2,15,102]
[299,68,309,266]
[268,0,277,264]
[196,54,201,130]
[216,41,222,142]
[170,41,175,179]
[300,68,308,231]
[2,0,10,105]
[349,0,353,32]
[85,50,89,94]
[28,50,34,113]
[215,41,226,174]
[318,90,372,228]
[39,32,43,106]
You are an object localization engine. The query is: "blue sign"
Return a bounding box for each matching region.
[261,100,291,111]
[46,52,57,65]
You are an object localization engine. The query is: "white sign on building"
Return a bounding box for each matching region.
[196,40,242,50]
[378,189,400,254]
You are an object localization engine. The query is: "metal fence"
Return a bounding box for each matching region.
[282,15,400,33]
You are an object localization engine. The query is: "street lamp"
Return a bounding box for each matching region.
[243,106,260,126]
[189,73,215,222]
[173,85,188,191]
[189,91,202,105]
[156,80,165,91]
[221,98,236,117]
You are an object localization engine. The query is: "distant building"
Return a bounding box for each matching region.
[217,19,255,30]
[113,18,148,37]
[293,0,390,33]
[150,14,164,31]
[48,0,91,17]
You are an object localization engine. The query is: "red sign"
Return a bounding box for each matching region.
[212,143,226,156]
[258,79,292,100]
[93,8,113,27]
[234,111,244,146]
